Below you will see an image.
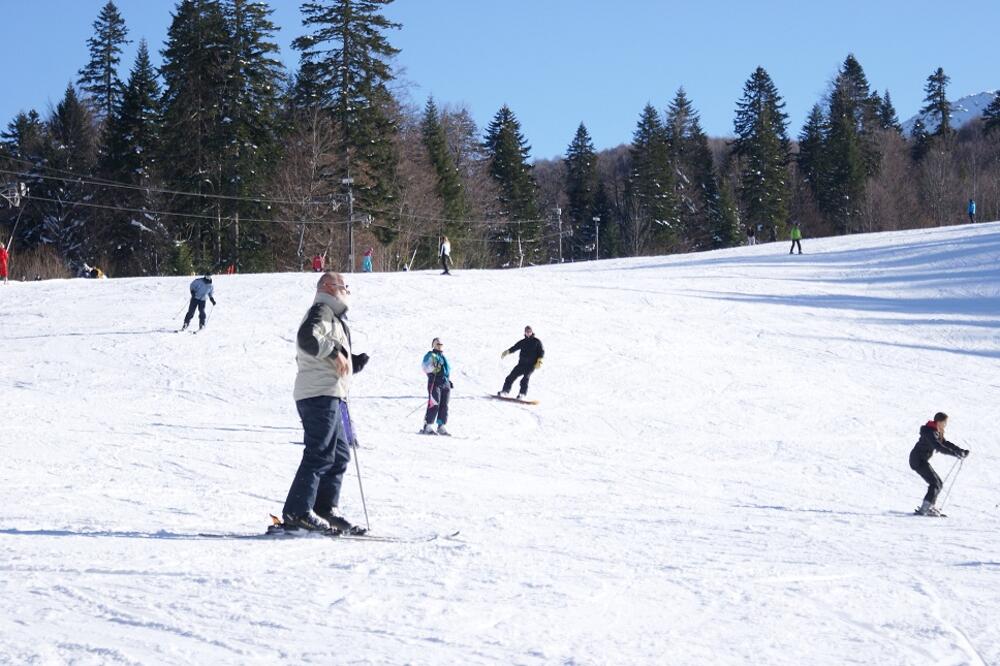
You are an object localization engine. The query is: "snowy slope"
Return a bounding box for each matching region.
[2,223,999,665]
[902,90,997,136]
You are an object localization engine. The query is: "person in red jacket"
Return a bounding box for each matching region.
[312,253,325,272]
[0,241,9,284]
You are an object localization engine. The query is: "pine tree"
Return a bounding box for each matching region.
[421,97,467,234]
[879,90,903,133]
[687,119,727,249]
[563,122,598,260]
[921,67,951,137]
[714,177,741,248]
[77,1,130,120]
[629,103,676,253]
[826,88,867,233]
[159,0,231,270]
[1,110,45,160]
[219,0,286,270]
[100,40,166,275]
[910,118,932,161]
[664,89,721,250]
[732,67,790,240]
[798,104,826,199]
[983,92,1000,136]
[592,181,618,259]
[0,110,45,238]
[32,85,98,262]
[294,0,403,254]
[482,104,539,266]
[664,88,698,247]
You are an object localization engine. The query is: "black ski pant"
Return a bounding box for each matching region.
[789,239,802,254]
[502,361,535,395]
[424,378,450,425]
[440,254,451,274]
[283,395,351,517]
[909,453,942,504]
[183,297,207,328]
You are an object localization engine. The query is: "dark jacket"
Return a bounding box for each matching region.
[508,336,545,365]
[909,423,963,464]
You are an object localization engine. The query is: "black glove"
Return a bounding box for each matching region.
[210,297,216,306]
[351,352,370,373]
[960,449,970,458]
[449,380,454,389]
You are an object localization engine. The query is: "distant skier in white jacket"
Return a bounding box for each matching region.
[439,236,452,275]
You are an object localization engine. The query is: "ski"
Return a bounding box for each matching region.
[487,394,539,405]
[914,508,947,518]
[196,528,459,544]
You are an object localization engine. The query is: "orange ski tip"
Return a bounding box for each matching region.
[269,513,282,526]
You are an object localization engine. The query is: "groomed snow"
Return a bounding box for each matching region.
[1,222,998,664]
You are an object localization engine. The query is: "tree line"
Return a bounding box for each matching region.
[2,0,999,278]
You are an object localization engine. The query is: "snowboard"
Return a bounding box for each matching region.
[487,394,539,405]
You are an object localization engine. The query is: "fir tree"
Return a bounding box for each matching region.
[563,122,598,260]
[732,67,790,239]
[629,103,676,252]
[921,67,951,137]
[687,119,727,249]
[482,104,539,266]
[32,85,97,262]
[159,0,231,269]
[910,118,931,161]
[77,1,130,120]
[0,110,45,237]
[665,89,721,250]
[219,0,286,269]
[1,110,45,160]
[797,104,826,199]
[294,0,403,251]
[421,97,467,231]
[879,90,903,133]
[826,89,867,233]
[592,181,618,259]
[983,92,1000,136]
[100,40,166,275]
[714,178,741,249]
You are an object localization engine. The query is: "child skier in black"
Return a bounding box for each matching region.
[909,412,968,516]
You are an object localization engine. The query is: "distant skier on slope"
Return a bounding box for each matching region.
[282,272,370,532]
[909,412,968,516]
[0,241,9,284]
[420,337,452,435]
[498,326,544,400]
[968,199,976,224]
[439,236,452,275]
[181,274,217,331]
[789,221,803,255]
[746,224,756,246]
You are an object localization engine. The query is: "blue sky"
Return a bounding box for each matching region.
[3,0,998,160]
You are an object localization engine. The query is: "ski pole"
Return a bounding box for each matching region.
[352,444,371,532]
[406,398,427,418]
[341,402,371,532]
[939,458,960,488]
[938,459,964,512]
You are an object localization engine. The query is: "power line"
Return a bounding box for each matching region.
[1,150,557,226]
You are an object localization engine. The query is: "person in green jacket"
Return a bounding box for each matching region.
[789,221,803,255]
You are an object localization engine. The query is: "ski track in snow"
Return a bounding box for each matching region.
[2,223,1000,664]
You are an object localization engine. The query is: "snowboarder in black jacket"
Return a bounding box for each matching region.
[498,326,544,399]
[909,412,968,516]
